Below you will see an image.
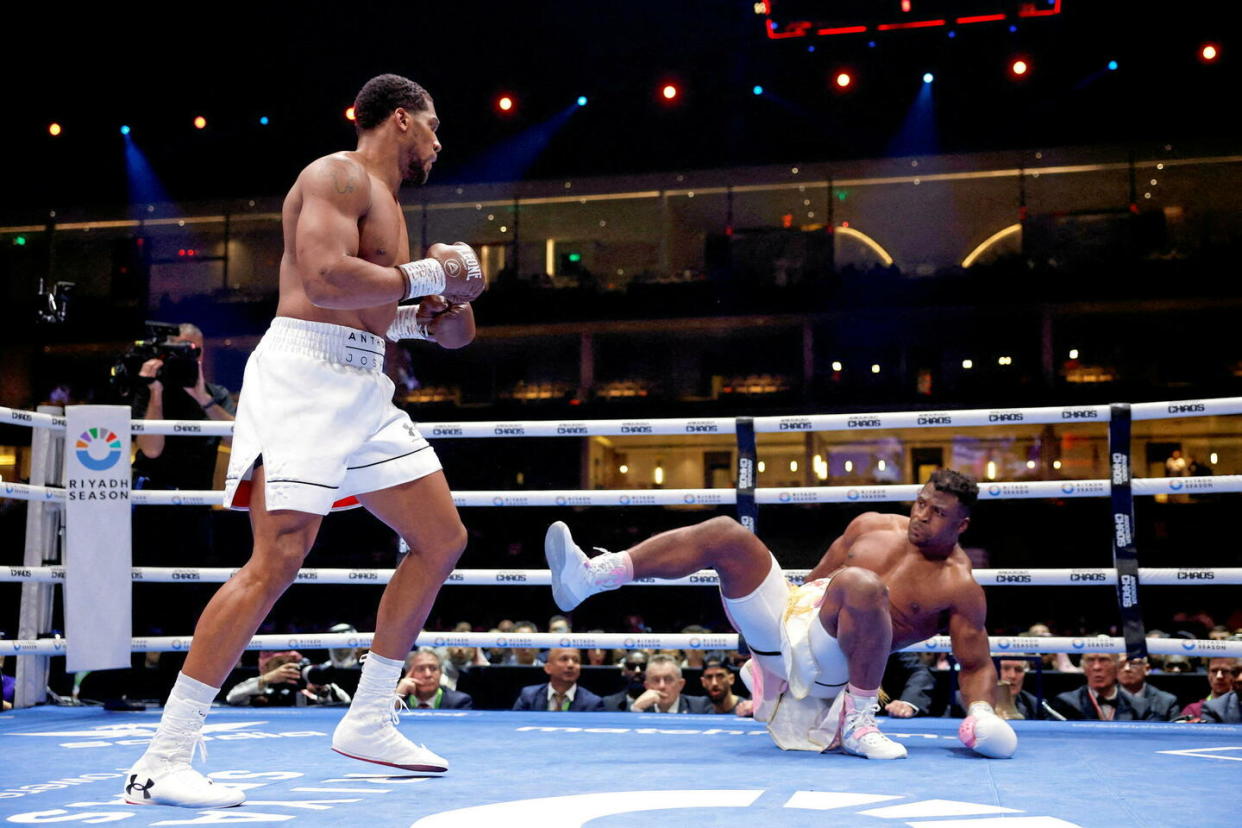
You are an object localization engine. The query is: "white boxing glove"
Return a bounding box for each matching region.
[959,701,1017,758]
[385,304,435,342]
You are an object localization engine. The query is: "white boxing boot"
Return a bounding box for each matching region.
[332,652,448,773]
[545,521,632,612]
[819,688,908,760]
[123,697,244,808]
[331,697,449,772]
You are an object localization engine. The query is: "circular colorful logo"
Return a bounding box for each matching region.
[75,427,122,471]
[988,484,1002,496]
[1169,479,1184,491]
[846,489,860,501]
[1061,483,1076,494]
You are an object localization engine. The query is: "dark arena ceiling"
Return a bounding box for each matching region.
[3,1,1234,213]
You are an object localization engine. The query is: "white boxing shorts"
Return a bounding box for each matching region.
[223,317,442,515]
[723,559,850,702]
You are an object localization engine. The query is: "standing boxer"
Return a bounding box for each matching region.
[546,469,1016,760]
[123,74,485,809]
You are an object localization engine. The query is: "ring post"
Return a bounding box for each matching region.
[1108,403,1149,662]
[735,417,757,533]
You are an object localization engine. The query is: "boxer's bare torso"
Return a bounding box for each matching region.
[808,511,985,649]
[276,151,407,337]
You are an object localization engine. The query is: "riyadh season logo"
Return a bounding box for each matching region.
[75,427,122,471]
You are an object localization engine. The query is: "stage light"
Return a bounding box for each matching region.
[661,83,679,101]
[345,106,356,122]
[48,123,61,137]
[831,361,843,372]
[568,253,582,262]
[120,125,131,136]
[752,85,764,95]
[1010,58,1029,77]
[870,363,880,374]
[962,359,973,369]
[576,96,588,106]
[193,116,207,130]
[1201,43,1219,62]
[497,95,514,113]
[1107,60,1118,71]
[14,236,26,246]
[259,116,270,125]
[923,72,934,83]
[835,71,853,89]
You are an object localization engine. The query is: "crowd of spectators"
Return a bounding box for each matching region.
[177,613,1241,724]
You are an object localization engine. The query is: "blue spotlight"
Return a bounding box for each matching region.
[1107,60,1119,71]
[1009,25,1018,33]
[259,115,270,125]
[948,30,956,39]
[923,72,934,84]
[752,85,764,95]
[120,125,131,136]
[806,45,815,53]
[867,41,876,48]
[576,96,587,107]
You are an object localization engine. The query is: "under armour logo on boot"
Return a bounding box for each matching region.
[126,774,155,800]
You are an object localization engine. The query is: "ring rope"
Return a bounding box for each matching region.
[4,395,1241,437]
[4,566,1240,586]
[2,632,1239,658]
[4,476,1241,506]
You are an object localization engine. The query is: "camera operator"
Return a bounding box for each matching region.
[132,323,235,491]
[225,650,350,707]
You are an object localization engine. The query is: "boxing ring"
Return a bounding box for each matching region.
[3,397,1242,826]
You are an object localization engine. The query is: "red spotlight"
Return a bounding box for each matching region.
[1201,43,1219,62]
[661,83,679,101]
[497,94,515,113]
[834,71,853,90]
[345,106,356,122]
[1010,58,1030,77]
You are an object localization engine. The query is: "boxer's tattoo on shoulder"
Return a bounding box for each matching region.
[323,159,358,195]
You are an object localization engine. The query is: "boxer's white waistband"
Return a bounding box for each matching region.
[259,317,386,372]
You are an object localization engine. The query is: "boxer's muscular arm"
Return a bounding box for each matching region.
[806,512,894,580]
[949,581,998,709]
[296,156,406,310]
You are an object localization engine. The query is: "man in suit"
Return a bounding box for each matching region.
[1052,651,1150,721]
[398,649,472,710]
[513,648,604,711]
[880,653,938,718]
[628,654,713,714]
[602,650,649,711]
[1118,656,1179,720]
[996,657,1046,720]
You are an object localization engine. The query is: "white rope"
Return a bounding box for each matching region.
[3,631,1239,658]
[6,476,1242,506]
[5,565,1241,586]
[5,396,1242,437]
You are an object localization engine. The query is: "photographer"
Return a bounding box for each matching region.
[225,650,350,707]
[131,323,235,491]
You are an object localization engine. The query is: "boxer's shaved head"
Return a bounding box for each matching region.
[354,74,430,131]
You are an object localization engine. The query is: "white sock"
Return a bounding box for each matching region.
[353,651,403,702]
[586,550,634,591]
[847,683,879,708]
[167,672,219,718]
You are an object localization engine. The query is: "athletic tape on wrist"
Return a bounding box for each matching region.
[386,304,435,342]
[398,259,446,300]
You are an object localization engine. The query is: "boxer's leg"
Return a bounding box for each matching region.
[330,471,465,772]
[547,515,772,611]
[125,466,324,807]
[813,567,905,759]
